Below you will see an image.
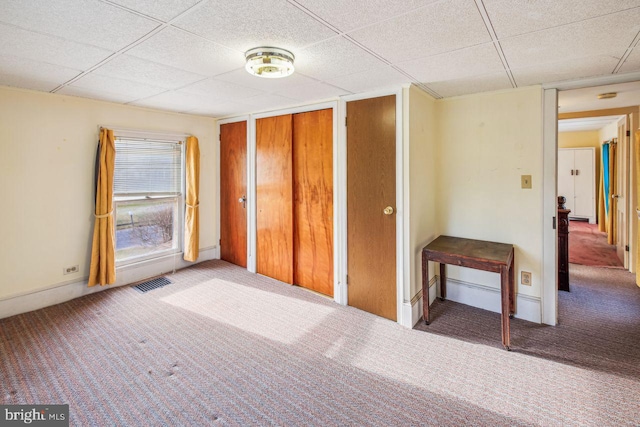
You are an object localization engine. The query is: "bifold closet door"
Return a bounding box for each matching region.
[293,109,333,296]
[220,121,247,267]
[256,109,334,295]
[256,115,294,284]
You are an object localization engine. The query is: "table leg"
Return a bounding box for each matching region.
[439,263,447,301]
[422,250,430,325]
[500,265,511,351]
[508,251,515,317]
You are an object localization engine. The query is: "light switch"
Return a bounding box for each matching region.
[521,175,532,189]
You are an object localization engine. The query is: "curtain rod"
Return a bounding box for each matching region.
[99,125,190,139]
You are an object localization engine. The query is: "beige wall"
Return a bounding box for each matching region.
[0,86,217,301]
[558,130,601,215]
[435,86,544,298]
[599,121,618,142]
[405,85,438,303]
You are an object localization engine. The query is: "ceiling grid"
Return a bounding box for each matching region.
[0,0,638,117]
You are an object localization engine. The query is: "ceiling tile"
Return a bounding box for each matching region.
[425,72,512,98]
[57,85,141,104]
[93,55,206,89]
[186,102,253,118]
[0,55,80,92]
[238,94,300,113]
[275,82,350,102]
[295,37,387,81]
[130,90,217,113]
[126,27,245,77]
[484,0,640,39]
[512,55,619,87]
[325,66,411,93]
[214,68,319,93]
[619,47,640,74]
[397,43,505,82]
[0,23,112,71]
[501,9,640,69]
[105,0,200,22]
[68,73,167,100]
[347,0,491,63]
[173,0,337,52]
[0,0,159,51]
[179,78,265,102]
[294,0,439,33]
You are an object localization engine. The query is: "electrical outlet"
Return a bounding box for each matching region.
[64,265,79,275]
[521,271,532,286]
[521,175,532,189]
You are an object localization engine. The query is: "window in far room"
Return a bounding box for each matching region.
[113,136,184,264]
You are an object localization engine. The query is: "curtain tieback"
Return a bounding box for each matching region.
[186,203,200,208]
[94,210,113,219]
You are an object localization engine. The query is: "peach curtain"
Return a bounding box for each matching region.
[88,128,116,287]
[184,136,200,262]
[607,141,617,245]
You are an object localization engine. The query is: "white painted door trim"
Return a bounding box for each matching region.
[541,71,640,325]
[542,88,558,326]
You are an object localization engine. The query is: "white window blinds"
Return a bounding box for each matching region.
[114,139,182,196]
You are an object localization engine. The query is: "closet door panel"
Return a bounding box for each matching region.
[292,109,333,296]
[574,148,594,218]
[256,115,294,284]
[557,149,575,213]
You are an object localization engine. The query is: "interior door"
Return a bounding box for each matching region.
[557,149,575,213]
[220,121,247,267]
[346,95,397,321]
[615,117,629,266]
[256,115,294,284]
[292,109,334,296]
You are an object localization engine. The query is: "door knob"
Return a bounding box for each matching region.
[383,206,394,215]
[238,195,246,203]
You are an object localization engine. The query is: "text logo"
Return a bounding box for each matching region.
[1,405,68,426]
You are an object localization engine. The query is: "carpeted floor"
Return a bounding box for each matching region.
[1,261,639,426]
[569,220,623,268]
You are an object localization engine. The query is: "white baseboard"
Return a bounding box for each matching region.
[400,276,435,328]
[406,276,541,327]
[0,246,219,320]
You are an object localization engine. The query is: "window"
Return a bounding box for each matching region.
[113,137,184,264]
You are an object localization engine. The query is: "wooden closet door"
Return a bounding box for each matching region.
[346,95,397,321]
[256,115,294,284]
[293,109,333,296]
[220,121,247,267]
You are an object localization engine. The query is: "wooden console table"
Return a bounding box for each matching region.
[422,235,515,350]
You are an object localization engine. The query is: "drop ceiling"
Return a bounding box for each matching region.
[1,0,639,118]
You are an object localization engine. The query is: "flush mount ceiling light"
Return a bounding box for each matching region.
[245,47,295,78]
[597,92,617,100]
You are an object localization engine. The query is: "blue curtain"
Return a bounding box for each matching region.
[602,142,610,214]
